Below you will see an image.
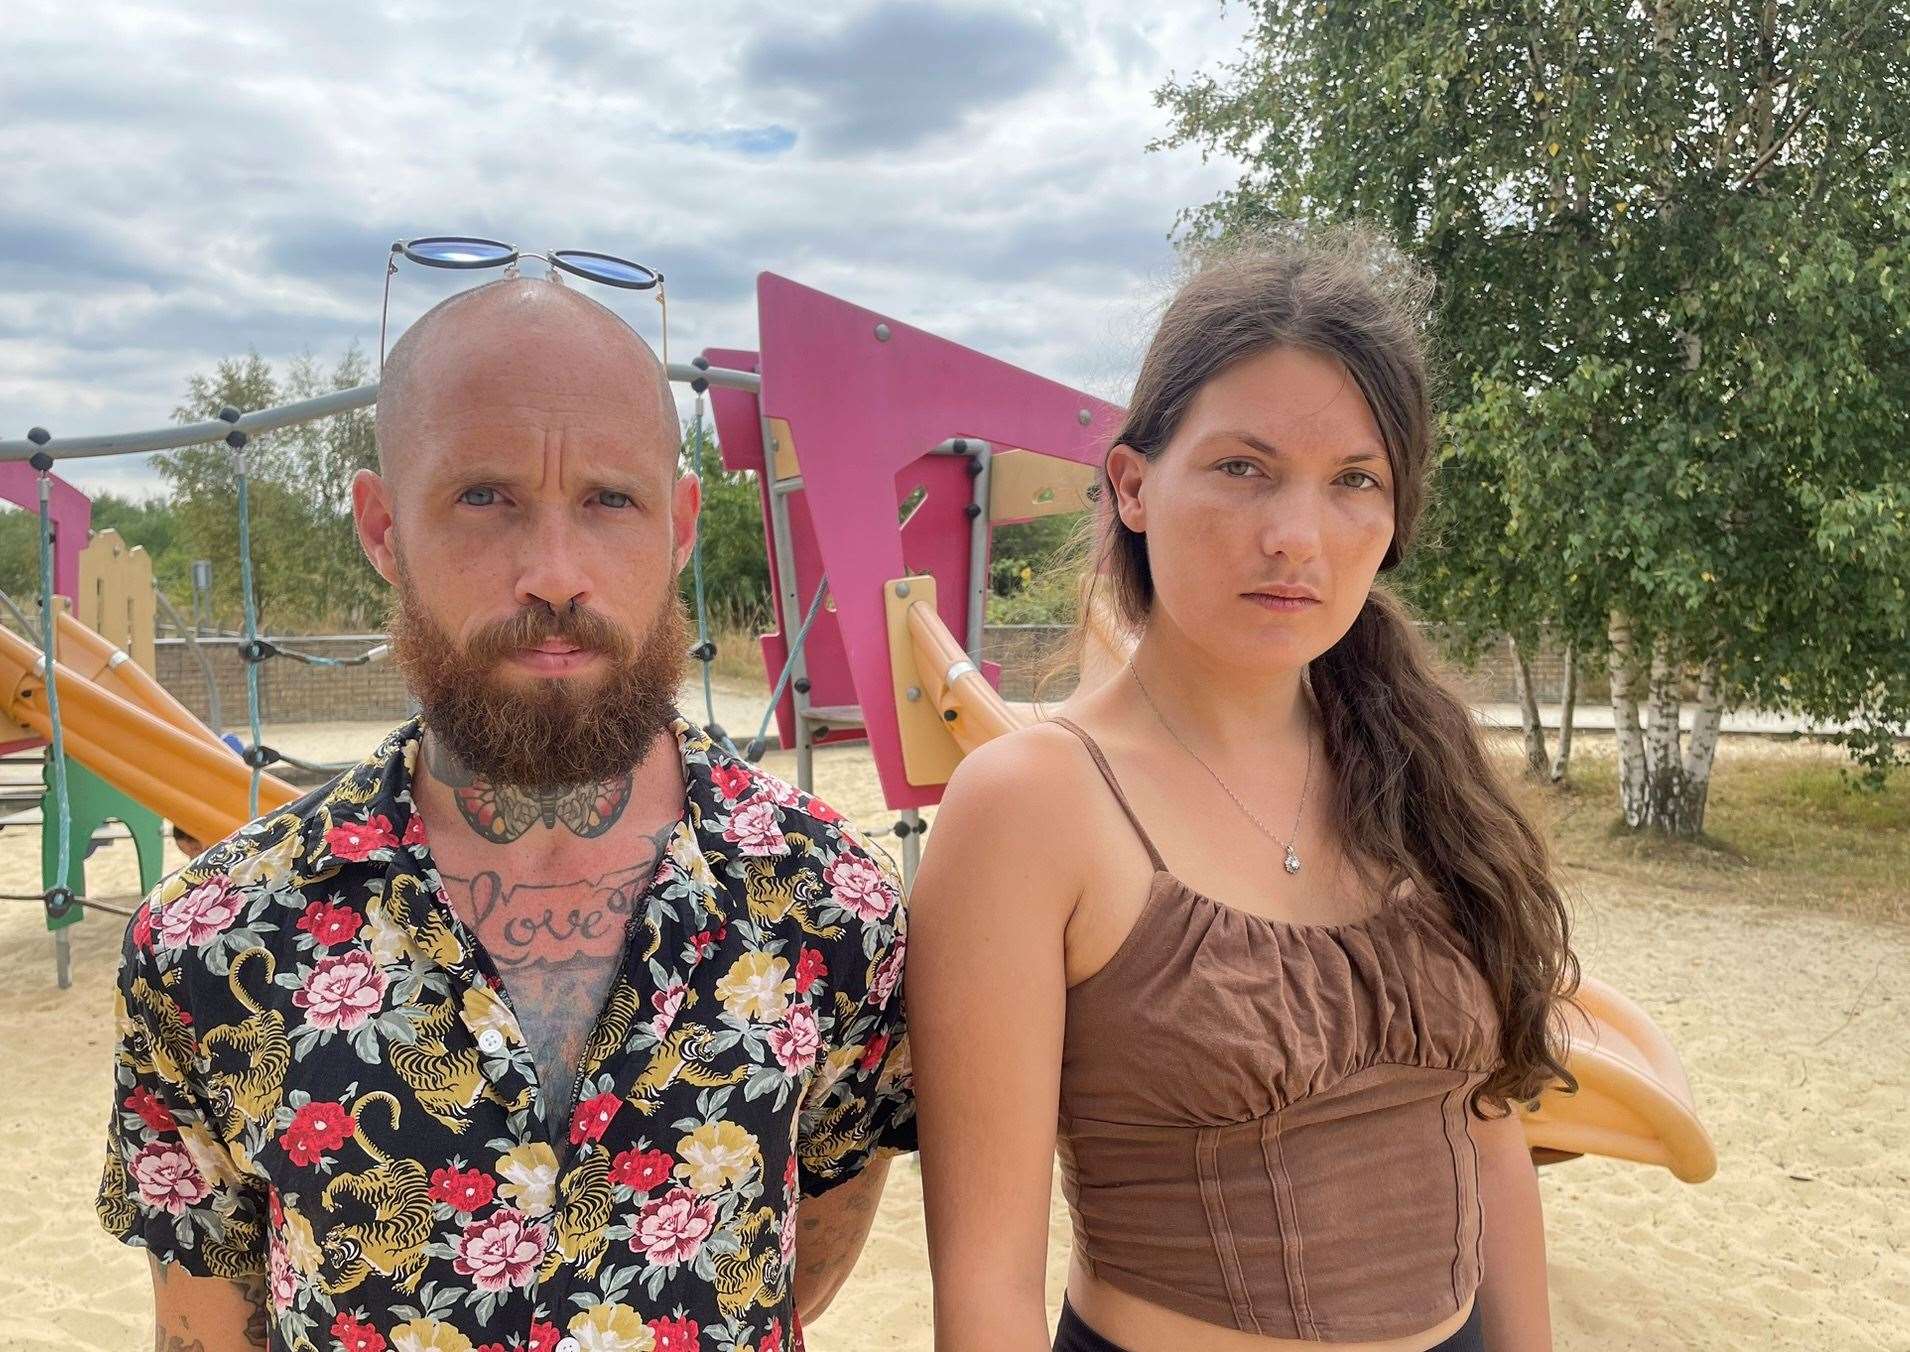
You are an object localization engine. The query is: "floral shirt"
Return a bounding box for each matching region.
[98,716,914,1352]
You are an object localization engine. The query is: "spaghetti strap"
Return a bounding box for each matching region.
[1050,717,1168,873]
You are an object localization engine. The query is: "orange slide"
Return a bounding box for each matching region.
[0,613,299,849]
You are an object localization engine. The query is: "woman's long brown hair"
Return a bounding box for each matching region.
[1075,225,1579,1117]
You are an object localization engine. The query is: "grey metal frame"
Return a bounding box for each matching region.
[0,363,761,463]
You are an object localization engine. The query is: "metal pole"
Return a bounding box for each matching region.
[1,363,764,462]
[899,809,922,886]
[963,441,993,660]
[760,415,823,791]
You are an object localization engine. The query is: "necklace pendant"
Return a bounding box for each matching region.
[1283,845,1302,875]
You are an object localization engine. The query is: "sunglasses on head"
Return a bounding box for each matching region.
[379,235,668,372]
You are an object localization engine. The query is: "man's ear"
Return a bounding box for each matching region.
[352,469,400,585]
[1105,443,1149,534]
[671,471,703,577]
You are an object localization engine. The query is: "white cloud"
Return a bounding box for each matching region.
[1,0,1249,499]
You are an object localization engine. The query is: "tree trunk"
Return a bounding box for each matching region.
[1550,641,1578,783]
[1510,635,1550,780]
[1680,650,1726,828]
[1611,627,1714,837]
[1607,610,1650,826]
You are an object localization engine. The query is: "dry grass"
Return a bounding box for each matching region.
[1490,729,1910,927]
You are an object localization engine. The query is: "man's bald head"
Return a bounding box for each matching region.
[375,276,678,486]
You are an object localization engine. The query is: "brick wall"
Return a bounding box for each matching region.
[155,636,416,726]
[981,623,1609,705]
[150,626,1602,728]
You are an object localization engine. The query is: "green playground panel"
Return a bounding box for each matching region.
[41,757,164,931]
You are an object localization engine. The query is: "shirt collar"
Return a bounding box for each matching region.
[300,712,737,910]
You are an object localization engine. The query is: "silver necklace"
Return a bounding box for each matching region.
[1128,662,1314,875]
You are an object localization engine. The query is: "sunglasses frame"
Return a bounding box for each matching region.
[379,235,668,371]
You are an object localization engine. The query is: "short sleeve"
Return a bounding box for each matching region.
[795,829,917,1197]
[96,902,268,1277]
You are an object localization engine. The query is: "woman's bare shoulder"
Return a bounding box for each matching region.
[938,718,1102,819]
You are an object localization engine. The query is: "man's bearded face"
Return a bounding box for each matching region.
[387,554,687,789]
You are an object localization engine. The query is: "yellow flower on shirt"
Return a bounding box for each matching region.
[568,1303,655,1352]
[389,1319,473,1352]
[714,951,795,1022]
[495,1141,558,1216]
[677,1121,760,1194]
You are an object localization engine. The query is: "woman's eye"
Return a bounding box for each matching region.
[1341,470,1383,491]
[598,490,634,509]
[458,487,498,507]
[1219,459,1259,478]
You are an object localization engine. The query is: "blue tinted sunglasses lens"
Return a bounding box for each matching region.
[403,237,517,268]
[552,251,659,288]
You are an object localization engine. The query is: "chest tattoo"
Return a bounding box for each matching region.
[437,822,675,1130]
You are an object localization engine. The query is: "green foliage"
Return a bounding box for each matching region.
[987,514,1085,625]
[679,428,771,631]
[1157,0,1910,776]
[156,347,383,630]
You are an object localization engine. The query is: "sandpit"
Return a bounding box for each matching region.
[1,696,1904,1350]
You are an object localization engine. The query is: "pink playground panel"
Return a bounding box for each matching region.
[0,465,91,756]
[703,273,1122,812]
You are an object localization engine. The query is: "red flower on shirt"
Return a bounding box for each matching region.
[760,1316,785,1352]
[858,1034,891,1073]
[429,1165,497,1213]
[282,1100,353,1166]
[610,1147,675,1193]
[130,901,155,951]
[569,1091,621,1145]
[401,814,427,847]
[525,1322,559,1352]
[792,946,827,995]
[296,899,363,947]
[649,1315,701,1352]
[125,1086,177,1133]
[711,764,753,801]
[324,814,398,861]
[330,1312,387,1352]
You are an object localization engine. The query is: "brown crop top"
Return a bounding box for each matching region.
[1050,718,1504,1343]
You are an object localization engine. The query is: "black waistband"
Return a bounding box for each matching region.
[1053,1295,1487,1351]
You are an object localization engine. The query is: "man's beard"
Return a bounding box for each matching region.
[387,559,689,791]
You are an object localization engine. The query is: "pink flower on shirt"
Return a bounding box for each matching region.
[129,1141,210,1214]
[723,800,789,856]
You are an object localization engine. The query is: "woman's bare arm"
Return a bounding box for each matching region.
[910,734,1079,1352]
[1474,1108,1553,1351]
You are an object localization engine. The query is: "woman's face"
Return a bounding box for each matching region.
[1109,344,1396,671]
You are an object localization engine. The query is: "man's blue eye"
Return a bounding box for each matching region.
[599,491,633,509]
[459,487,497,507]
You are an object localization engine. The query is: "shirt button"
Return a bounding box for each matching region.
[555,1338,581,1352]
[477,1029,506,1055]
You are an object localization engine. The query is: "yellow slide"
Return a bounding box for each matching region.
[0,613,300,850]
[887,577,1717,1184]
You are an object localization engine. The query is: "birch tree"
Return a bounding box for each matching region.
[1156,0,1910,833]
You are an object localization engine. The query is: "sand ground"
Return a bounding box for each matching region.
[1,688,1905,1350]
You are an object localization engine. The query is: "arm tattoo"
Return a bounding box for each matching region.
[150,1265,267,1351]
[427,736,633,843]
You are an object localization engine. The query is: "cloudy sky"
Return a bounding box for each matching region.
[1,1,1249,500]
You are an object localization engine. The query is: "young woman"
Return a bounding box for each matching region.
[907,231,1578,1352]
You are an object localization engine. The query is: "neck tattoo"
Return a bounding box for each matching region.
[426,738,634,845]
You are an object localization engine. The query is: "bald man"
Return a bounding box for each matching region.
[98,279,915,1352]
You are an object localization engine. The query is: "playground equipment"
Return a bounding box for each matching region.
[0,460,307,984]
[2,269,1715,1183]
